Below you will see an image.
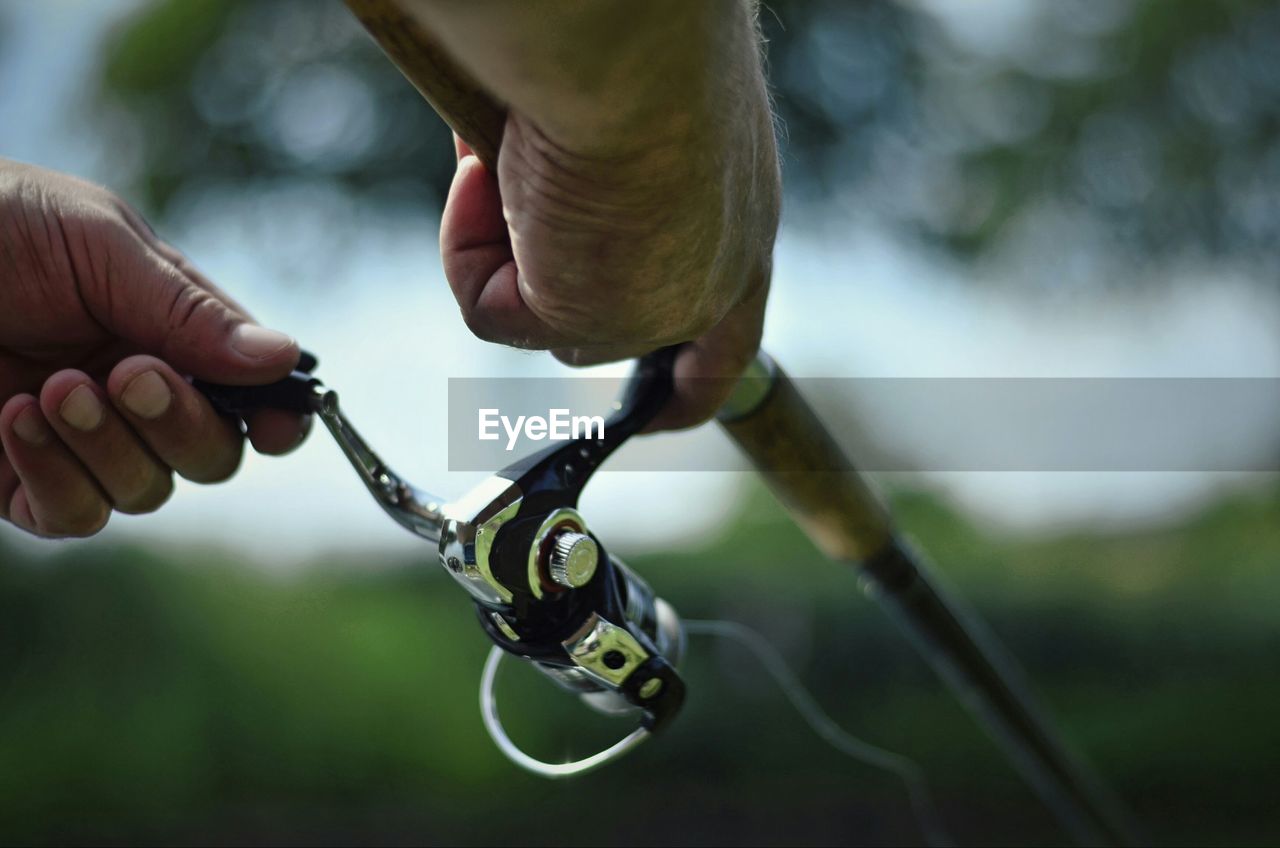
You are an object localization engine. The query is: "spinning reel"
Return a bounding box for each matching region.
[200,345,1131,845]
[199,348,686,776]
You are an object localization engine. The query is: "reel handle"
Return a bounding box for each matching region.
[194,350,322,418]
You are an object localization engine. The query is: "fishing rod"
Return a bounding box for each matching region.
[205,2,1141,843]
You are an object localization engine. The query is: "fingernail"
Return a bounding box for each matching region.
[231,324,293,359]
[121,371,173,420]
[59,385,105,432]
[12,406,52,446]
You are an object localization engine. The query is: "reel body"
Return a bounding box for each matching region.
[435,348,688,770]
[199,348,688,775]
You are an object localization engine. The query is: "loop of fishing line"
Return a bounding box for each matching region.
[480,646,652,778]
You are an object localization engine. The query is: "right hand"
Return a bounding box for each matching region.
[428,0,781,431]
[0,159,308,538]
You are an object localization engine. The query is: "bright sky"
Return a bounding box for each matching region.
[1,1,1277,565]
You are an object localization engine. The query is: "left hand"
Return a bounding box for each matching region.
[1,160,308,539]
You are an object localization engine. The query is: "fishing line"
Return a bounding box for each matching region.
[685,619,953,848]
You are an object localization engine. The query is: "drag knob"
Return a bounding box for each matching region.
[548,531,599,588]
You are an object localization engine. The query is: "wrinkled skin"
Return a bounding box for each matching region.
[0,160,307,538]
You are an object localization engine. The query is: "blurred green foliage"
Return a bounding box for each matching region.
[3,482,1279,846]
[94,0,456,225]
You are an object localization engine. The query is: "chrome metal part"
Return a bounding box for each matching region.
[548,531,599,589]
[612,559,686,669]
[532,663,639,717]
[489,612,520,642]
[578,688,644,717]
[653,597,686,670]
[562,613,651,688]
[311,385,447,544]
[525,507,588,598]
[439,475,525,606]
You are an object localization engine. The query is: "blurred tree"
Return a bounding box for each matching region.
[94,0,454,220]
[90,0,1280,275]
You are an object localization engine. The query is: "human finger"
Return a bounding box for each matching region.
[38,370,174,515]
[0,395,111,538]
[107,356,245,484]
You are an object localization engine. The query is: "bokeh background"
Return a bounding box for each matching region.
[2,0,1279,844]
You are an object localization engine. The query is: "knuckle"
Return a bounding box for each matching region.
[165,283,216,333]
[82,204,136,250]
[109,195,156,237]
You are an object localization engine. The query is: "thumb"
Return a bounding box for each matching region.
[103,232,300,385]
